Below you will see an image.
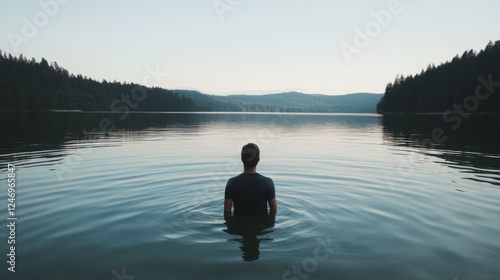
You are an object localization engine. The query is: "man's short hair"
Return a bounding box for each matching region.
[241,143,260,168]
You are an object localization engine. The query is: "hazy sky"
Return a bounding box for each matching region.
[1,0,499,95]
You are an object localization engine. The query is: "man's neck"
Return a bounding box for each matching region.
[243,167,257,174]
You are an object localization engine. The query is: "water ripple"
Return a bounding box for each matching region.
[1,113,499,280]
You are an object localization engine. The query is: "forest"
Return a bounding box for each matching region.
[2,41,499,114]
[377,40,500,113]
[0,52,196,111]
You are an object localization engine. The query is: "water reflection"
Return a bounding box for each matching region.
[2,112,381,147]
[223,215,275,261]
[382,114,500,151]
[382,114,500,186]
[0,112,381,168]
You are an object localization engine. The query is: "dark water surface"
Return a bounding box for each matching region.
[0,112,499,280]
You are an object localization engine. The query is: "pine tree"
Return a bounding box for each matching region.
[378,40,500,114]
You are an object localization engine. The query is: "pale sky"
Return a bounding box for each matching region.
[1,0,499,95]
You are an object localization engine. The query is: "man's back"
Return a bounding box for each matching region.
[225,173,275,216]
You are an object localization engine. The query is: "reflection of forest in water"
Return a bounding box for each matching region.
[382,114,500,186]
[0,112,380,164]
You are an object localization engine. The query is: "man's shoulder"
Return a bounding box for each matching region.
[228,173,273,182]
[228,173,245,181]
[257,173,273,182]
[227,173,246,184]
[261,174,274,187]
[253,173,274,187]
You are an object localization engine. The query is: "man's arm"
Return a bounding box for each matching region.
[224,199,233,216]
[268,198,277,215]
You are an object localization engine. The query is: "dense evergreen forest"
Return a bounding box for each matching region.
[377,40,500,113]
[0,52,196,111]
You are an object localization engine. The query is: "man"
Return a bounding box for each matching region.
[224,143,277,217]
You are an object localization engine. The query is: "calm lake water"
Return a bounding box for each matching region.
[1,112,499,280]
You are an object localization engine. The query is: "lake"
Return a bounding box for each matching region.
[0,112,499,280]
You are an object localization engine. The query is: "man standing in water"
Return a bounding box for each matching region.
[224,143,277,217]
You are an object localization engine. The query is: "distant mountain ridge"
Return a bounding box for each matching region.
[175,90,382,113]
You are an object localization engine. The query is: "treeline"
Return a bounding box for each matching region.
[377,40,500,113]
[0,52,196,111]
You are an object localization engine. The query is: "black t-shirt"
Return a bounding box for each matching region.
[224,173,275,216]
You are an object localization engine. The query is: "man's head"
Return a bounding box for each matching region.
[241,143,260,169]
